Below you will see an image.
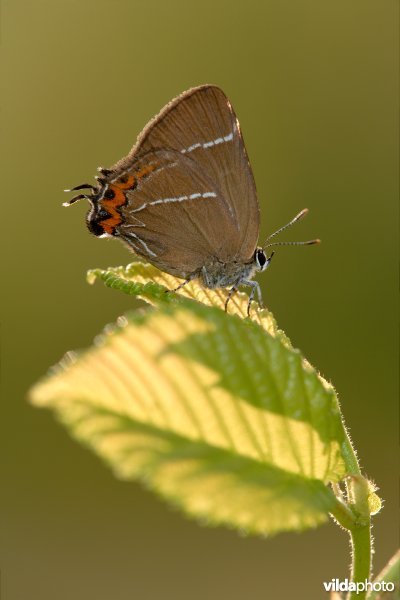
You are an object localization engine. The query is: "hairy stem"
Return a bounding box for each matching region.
[349,523,371,600]
[334,427,373,600]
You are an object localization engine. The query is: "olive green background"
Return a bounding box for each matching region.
[2,1,398,599]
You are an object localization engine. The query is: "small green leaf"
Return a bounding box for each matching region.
[30,267,346,537]
[367,493,382,516]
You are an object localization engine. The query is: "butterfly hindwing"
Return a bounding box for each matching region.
[114,149,239,277]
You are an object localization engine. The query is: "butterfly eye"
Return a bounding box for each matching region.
[255,248,267,270]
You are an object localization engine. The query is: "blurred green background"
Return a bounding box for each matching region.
[2,1,398,599]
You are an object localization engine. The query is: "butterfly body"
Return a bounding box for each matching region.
[66,85,318,313]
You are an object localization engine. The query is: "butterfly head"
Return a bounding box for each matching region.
[254,248,274,272]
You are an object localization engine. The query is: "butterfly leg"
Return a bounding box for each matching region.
[224,286,238,312]
[256,282,264,308]
[167,273,196,294]
[242,280,263,316]
[201,266,212,288]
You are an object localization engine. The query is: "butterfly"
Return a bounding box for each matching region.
[65,85,319,314]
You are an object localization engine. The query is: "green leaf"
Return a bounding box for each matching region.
[30,263,346,536]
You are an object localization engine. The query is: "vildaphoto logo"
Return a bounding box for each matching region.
[323,578,395,594]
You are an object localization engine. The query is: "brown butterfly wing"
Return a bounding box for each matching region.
[112,85,260,262]
[116,148,239,277]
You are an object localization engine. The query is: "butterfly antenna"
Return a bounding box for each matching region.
[262,208,320,249]
[63,194,89,207]
[63,183,99,207]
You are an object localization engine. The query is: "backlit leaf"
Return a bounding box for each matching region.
[30,268,346,536]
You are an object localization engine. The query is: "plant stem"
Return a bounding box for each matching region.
[334,426,373,600]
[349,522,371,600]
[341,432,362,476]
[330,495,357,531]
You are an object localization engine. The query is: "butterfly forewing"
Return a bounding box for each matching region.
[112,85,260,263]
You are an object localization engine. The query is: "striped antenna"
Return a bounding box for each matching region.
[264,239,321,248]
[262,208,320,249]
[63,182,99,207]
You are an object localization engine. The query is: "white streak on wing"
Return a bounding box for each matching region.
[181,131,234,154]
[125,231,157,257]
[132,192,217,213]
[183,142,202,153]
[133,202,148,213]
[122,216,146,228]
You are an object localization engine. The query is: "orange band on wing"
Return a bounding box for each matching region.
[113,164,156,190]
[98,164,157,235]
[100,186,126,234]
[113,175,136,190]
